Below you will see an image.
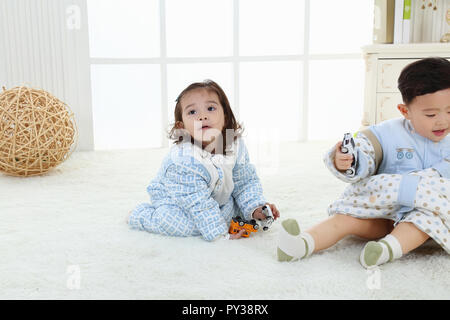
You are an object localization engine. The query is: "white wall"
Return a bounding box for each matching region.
[0,53,5,88]
[0,0,93,151]
[0,12,6,90]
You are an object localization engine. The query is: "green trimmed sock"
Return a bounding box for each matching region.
[277,219,315,262]
[360,234,402,268]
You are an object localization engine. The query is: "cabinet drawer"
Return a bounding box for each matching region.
[376,59,418,93]
[376,93,402,123]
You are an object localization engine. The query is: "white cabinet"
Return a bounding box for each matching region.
[361,43,450,127]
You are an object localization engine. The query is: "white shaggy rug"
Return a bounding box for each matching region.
[1,140,449,300]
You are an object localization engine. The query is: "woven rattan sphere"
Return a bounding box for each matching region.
[0,86,77,176]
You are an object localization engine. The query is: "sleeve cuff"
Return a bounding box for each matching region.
[432,160,450,179]
[323,146,369,183]
[244,201,267,221]
[213,232,230,241]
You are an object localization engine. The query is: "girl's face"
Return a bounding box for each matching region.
[180,88,225,146]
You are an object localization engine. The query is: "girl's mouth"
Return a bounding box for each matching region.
[432,129,446,136]
[201,125,211,130]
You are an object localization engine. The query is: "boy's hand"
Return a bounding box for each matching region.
[334,141,354,172]
[252,203,280,221]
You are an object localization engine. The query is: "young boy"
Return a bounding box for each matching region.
[277,57,450,268]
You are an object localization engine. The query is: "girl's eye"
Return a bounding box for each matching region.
[425,114,435,118]
[207,106,216,111]
[188,110,196,115]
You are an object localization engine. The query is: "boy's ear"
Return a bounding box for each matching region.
[397,104,410,119]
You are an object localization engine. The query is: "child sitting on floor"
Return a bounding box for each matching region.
[277,57,450,268]
[127,79,280,241]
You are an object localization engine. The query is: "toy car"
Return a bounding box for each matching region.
[229,216,259,237]
[340,133,358,177]
[258,205,274,231]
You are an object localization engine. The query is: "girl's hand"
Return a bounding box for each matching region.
[334,141,354,171]
[252,203,280,220]
[229,229,246,239]
[229,204,280,240]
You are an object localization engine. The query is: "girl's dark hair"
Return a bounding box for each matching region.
[398,57,450,105]
[168,79,243,153]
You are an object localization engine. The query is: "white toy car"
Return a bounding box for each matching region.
[340,133,358,177]
[258,205,274,231]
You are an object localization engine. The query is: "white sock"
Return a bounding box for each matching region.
[301,232,315,258]
[277,219,315,261]
[360,234,403,268]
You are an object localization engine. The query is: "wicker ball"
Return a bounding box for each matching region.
[0,86,77,176]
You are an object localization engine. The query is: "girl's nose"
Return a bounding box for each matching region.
[198,114,208,121]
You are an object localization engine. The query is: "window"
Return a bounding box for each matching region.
[87,0,374,150]
[88,0,160,58]
[165,0,233,57]
[90,64,162,149]
[239,0,304,56]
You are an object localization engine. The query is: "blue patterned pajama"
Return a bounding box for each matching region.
[129,196,237,238]
[128,138,267,241]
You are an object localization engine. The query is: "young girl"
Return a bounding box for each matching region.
[127,80,280,241]
[276,57,450,268]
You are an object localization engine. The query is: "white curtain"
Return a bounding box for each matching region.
[0,0,94,150]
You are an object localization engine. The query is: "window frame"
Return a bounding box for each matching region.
[89,0,366,148]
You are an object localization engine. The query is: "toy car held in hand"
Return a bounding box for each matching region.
[229,216,259,237]
[258,205,274,231]
[340,132,358,177]
[229,205,275,237]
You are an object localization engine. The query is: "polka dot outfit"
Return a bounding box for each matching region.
[324,131,450,254]
[327,169,450,253]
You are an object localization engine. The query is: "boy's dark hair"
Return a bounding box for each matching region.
[168,79,243,153]
[397,57,450,105]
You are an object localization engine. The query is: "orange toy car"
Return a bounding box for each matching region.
[228,216,259,237]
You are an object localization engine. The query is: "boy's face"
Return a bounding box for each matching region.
[180,88,225,146]
[398,88,450,142]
